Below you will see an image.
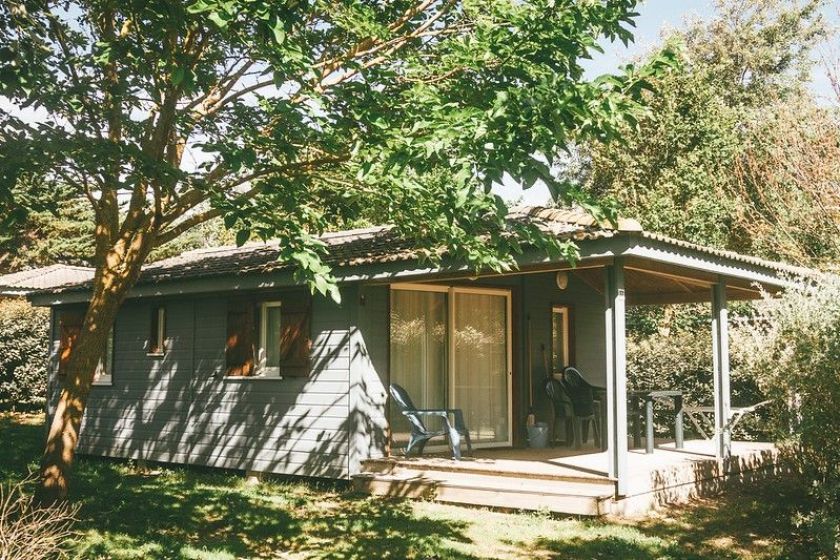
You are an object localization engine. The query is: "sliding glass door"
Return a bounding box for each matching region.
[451,290,510,445]
[390,285,512,448]
[389,289,448,446]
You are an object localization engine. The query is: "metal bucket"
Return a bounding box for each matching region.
[526,422,549,448]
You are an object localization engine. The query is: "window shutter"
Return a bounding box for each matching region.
[58,311,84,377]
[278,294,311,377]
[226,299,255,376]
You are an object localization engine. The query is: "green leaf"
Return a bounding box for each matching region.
[271,20,286,45]
[208,11,229,29]
[172,67,185,87]
[186,0,212,14]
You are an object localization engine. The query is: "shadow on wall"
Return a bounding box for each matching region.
[72,293,388,483]
[647,447,791,509]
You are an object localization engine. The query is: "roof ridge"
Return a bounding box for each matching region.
[507,205,643,232]
[180,241,280,257]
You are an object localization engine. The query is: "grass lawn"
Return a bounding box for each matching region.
[0,413,817,560]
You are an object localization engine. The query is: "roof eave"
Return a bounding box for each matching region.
[27,229,812,305]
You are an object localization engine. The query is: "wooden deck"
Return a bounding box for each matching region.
[352,440,786,517]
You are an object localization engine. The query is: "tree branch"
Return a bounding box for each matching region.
[156,155,348,245]
[39,8,103,137]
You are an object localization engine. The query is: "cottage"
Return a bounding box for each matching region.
[27,207,805,515]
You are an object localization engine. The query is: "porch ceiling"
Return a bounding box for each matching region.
[571,261,769,306]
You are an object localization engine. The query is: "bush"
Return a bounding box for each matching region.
[0,476,78,560]
[0,299,49,412]
[627,317,770,441]
[741,277,840,558]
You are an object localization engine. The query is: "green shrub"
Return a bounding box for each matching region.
[0,299,49,412]
[741,277,840,558]
[627,318,770,441]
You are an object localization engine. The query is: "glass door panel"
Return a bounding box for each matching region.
[389,289,448,446]
[451,290,510,445]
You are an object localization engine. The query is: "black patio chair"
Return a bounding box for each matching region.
[544,377,574,446]
[545,368,602,449]
[389,383,473,460]
[561,367,603,450]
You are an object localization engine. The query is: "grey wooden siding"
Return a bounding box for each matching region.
[49,270,606,478]
[520,272,606,425]
[58,289,352,479]
[348,284,390,474]
[344,271,606,463]
[76,299,194,463]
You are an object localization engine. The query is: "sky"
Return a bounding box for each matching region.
[581,0,839,102]
[499,0,840,205]
[3,1,838,205]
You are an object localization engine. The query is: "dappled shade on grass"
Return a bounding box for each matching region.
[0,414,819,560]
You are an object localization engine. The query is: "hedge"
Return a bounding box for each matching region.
[0,299,49,412]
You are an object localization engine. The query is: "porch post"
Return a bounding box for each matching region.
[711,279,732,460]
[604,258,628,496]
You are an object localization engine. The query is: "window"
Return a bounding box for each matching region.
[58,310,84,378]
[258,301,283,376]
[57,309,113,385]
[148,305,166,355]
[225,294,311,378]
[389,284,512,448]
[551,305,570,374]
[93,329,115,386]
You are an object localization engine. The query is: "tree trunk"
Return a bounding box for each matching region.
[37,241,150,503]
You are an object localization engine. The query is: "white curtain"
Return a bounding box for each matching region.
[452,292,509,444]
[389,290,448,444]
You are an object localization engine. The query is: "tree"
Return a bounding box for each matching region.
[0,196,94,272]
[0,0,663,500]
[0,300,50,412]
[573,0,838,266]
[568,0,839,448]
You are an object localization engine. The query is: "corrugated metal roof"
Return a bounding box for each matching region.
[635,231,813,276]
[507,205,643,233]
[25,206,809,295]
[0,264,95,294]
[132,206,628,286]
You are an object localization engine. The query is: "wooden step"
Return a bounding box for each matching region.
[352,469,616,516]
[362,456,616,488]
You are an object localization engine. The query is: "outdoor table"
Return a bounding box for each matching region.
[629,390,684,454]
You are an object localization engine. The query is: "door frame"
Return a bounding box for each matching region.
[390,283,513,449]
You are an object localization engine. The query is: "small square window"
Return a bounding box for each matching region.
[58,309,113,385]
[225,295,311,379]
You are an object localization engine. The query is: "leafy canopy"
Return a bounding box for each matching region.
[1,0,663,298]
[572,0,839,266]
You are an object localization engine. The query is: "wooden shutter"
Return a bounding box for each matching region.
[278,294,311,377]
[58,310,84,377]
[225,299,255,376]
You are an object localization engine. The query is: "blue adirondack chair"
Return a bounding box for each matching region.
[389,383,473,460]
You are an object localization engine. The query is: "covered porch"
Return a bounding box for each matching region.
[355,439,784,516]
[353,214,803,516]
